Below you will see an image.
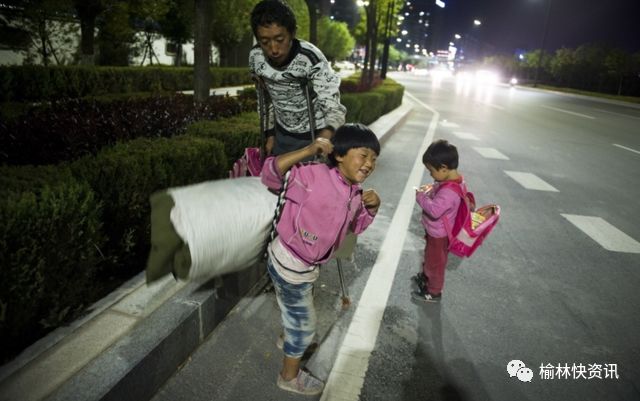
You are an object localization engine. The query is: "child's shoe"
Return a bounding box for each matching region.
[277,369,324,395]
[411,273,427,291]
[412,288,441,303]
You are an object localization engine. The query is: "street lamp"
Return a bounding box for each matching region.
[473,19,482,26]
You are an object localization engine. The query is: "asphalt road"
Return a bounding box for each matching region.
[151,72,640,401]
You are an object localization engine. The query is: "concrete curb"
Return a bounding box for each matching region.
[0,97,414,401]
[47,272,271,401]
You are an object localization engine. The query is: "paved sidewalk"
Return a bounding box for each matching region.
[0,95,413,401]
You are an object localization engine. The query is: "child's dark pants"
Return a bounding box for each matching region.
[422,234,449,295]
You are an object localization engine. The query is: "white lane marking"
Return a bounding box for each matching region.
[541,105,595,119]
[595,108,640,121]
[613,143,640,155]
[481,102,505,110]
[472,147,510,160]
[440,120,459,128]
[321,91,438,401]
[561,214,640,254]
[504,171,559,192]
[452,131,480,140]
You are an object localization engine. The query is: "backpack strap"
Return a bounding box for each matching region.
[264,170,291,258]
[436,181,466,246]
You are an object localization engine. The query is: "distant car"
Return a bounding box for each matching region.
[333,61,355,71]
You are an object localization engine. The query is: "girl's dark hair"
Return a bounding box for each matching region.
[328,123,380,166]
[250,0,297,37]
[422,139,458,169]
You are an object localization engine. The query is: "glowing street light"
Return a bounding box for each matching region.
[454,33,461,39]
[473,19,482,26]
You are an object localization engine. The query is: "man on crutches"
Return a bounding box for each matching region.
[249,0,346,157]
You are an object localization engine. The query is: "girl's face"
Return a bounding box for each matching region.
[256,23,293,67]
[335,147,377,185]
[426,164,450,182]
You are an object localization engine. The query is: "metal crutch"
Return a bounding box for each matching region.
[301,80,351,308]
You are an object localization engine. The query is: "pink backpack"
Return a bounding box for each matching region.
[229,147,263,178]
[439,181,500,257]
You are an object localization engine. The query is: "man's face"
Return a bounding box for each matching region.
[256,23,293,67]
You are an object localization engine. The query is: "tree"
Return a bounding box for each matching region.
[549,47,576,86]
[194,0,211,102]
[604,48,633,96]
[210,0,257,67]
[130,0,171,65]
[158,0,193,66]
[286,0,309,41]
[72,0,104,65]
[3,0,77,66]
[317,16,354,62]
[304,0,319,45]
[97,1,135,65]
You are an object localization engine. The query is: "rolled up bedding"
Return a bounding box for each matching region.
[146,177,277,283]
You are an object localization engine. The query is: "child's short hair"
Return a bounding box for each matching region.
[422,139,458,169]
[250,0,297,37]
[328,123,380,166]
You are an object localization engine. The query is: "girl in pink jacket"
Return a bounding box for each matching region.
[413,139,464,303]
[261,123,380,395]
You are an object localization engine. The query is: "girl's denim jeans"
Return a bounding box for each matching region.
[267,257,316,358]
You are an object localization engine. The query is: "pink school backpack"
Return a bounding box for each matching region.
[439,181,500,257]
[229,147,263,178]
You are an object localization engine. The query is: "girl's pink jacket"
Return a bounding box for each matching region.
[416,178,465,238]
[261,156,376,266]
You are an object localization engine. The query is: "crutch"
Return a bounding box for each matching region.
[253,74,270,160]
[301,80,351,309]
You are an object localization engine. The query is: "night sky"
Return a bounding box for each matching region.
[411,0,640,54]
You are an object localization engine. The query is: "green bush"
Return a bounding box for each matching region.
[186,112,261,169]
[0,165,105,363]
[0,66,252,102]
[71,136,228,275]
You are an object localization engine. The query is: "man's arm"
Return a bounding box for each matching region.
[308,53,346,134]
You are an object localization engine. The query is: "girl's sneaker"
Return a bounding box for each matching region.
[412,288,441,303]
[277,369,325,395]
[411,273,427,291]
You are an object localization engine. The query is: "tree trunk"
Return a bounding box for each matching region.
[79,18,95,65]
[306,0,318,45]
[194,0,212,103]
[617,76,623,96]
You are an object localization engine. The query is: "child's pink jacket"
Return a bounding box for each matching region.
[261,156,376,266]
[416,178,465,238]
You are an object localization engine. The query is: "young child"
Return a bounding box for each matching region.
[412,139,464,303]
[261,123,380,395]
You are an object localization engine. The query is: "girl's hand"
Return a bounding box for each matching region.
[415,184,433,193]
[309,137,333,157]
[362,189,380,214]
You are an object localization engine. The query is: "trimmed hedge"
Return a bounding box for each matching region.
[342,78,404,124]
[0,165,105,363]
[0,66,252,102]
[186,112,261,169]
[1,93,250,166]
[70,136,228,274]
